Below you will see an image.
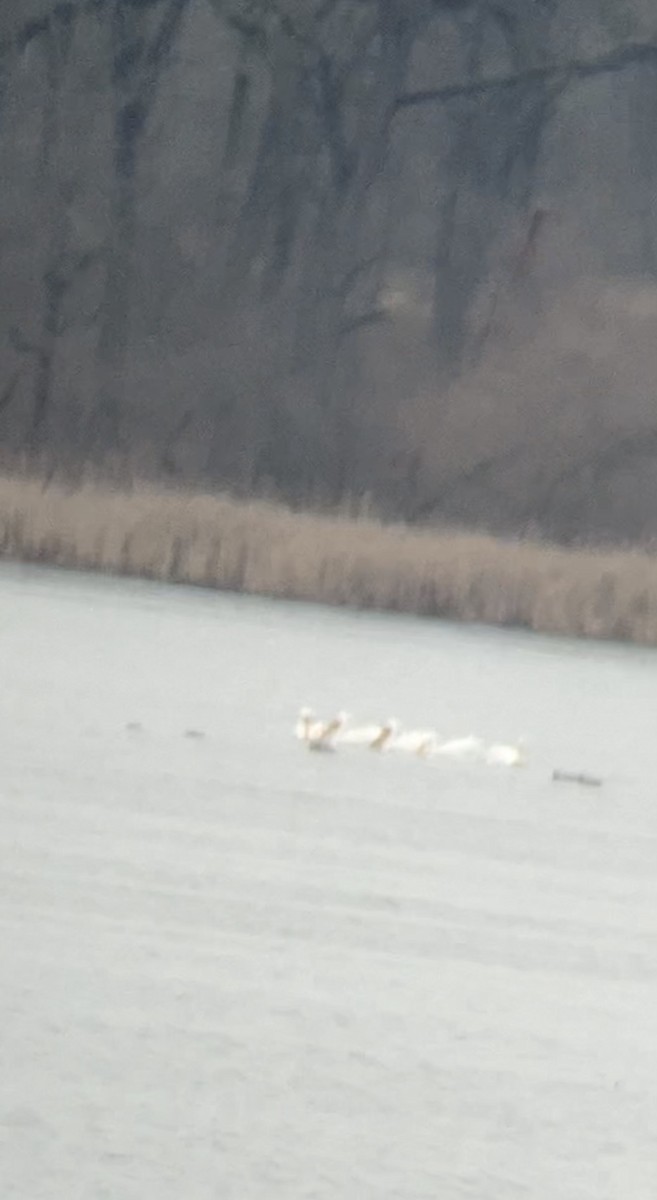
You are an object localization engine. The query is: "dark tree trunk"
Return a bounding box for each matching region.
[94,0,188,454]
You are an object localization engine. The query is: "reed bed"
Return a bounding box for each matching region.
[0,473,656,645]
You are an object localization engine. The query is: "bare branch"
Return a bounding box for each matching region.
[409,443,524,522]
[395,40,657,111]
[138,0,189,103]
[0,0,100,55]
[338,308,387,337]
[0,368,22,414]
[541,427,657,514]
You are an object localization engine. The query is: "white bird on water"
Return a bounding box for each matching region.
[294,709,525,765]
[295,707,317,742]
[295,708,348,751]
[434,734,485,761]
[349,718,437,758]
[310,712,348,751]
[390,727,438,758]
[485,740,527,767]
[338,718,397,750]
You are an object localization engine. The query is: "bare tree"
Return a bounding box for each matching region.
[15,7,87,446]
[93,0,189,452]
[0,1,103,451]
[208,1,447,495]
[2,0,657,541]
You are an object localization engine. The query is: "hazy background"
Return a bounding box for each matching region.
[3,1,657,541]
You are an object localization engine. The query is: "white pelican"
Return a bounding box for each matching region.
[341,719,437,758]
[390,728,439,758]
[338,718,398,750]
[434,734,485,761]
[369,718,399,752]
[295,709,348,751]
[485,740,526,767]
[295,707,317,741]
[307,711,348,752]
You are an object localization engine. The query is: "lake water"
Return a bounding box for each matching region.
[1,562,657,1198]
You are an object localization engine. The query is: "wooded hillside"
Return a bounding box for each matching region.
[2,1,657,540]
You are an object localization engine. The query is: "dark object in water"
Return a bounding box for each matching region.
[126,721,143,733]
[184,729,205,739]
[552,769,603,788]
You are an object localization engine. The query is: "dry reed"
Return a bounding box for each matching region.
[0,473,657,645]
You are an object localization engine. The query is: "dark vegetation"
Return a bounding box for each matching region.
[3,1,657,542]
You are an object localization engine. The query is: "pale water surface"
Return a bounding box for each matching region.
[1,562,657,1198]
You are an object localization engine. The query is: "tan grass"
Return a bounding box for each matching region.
[0,473,657,645]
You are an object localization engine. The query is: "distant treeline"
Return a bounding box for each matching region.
[2,2,657,542]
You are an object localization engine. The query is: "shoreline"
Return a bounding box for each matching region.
[0,474,656,646]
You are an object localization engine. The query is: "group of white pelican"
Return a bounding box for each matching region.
[294,708,526,767]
